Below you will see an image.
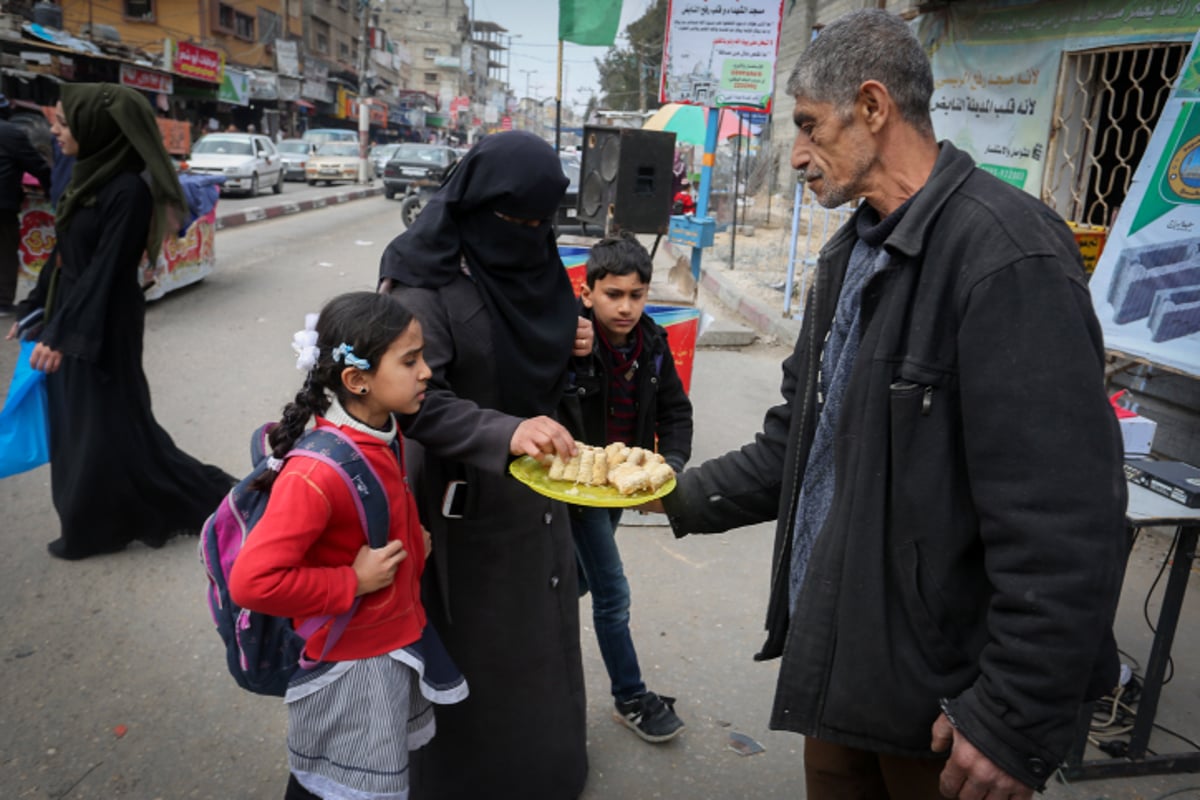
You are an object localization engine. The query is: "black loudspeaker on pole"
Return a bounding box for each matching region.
[578,126,677,236]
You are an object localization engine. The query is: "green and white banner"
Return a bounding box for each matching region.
[918,0,1200,195]
[1088,29,1200,376]
[219,67,251,107]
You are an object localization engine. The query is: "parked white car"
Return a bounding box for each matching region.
[186,133,284,196]
[306,142,369,185]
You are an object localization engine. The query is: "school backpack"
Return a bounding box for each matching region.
[200,422,397,697]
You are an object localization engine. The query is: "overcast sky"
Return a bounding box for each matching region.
[469,0,656,111]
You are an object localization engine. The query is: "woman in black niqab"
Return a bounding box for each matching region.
[378,131,590,799]
[17,84,234,560]
[380,130,576,418]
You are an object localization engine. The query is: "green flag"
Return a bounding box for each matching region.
[559,0,622,46]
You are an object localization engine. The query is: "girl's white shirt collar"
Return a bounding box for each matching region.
[324,396,396,445]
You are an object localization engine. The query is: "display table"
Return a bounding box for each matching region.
[1061,482,1200,780]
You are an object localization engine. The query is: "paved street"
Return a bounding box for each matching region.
[1,197,1198,799]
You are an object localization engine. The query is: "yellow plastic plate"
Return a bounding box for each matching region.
[508,455,676,508]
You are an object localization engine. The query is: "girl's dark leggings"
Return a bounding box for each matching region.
[284,774,321,800]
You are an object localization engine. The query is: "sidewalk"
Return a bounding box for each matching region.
[214,184,386,230]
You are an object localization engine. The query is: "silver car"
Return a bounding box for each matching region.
[369,144,401,178]
[277,139,319,181]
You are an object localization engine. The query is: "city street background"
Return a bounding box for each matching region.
[0,195,1197,799]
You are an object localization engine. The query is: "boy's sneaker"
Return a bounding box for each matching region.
[614,691,685,743]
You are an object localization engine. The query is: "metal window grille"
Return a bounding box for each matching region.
[1043,43,1189,227]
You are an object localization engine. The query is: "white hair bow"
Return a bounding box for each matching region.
[292,312,320,370]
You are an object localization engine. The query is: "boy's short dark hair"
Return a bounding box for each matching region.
[585,231,653,288]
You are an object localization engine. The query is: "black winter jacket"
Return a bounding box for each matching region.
[560,309,693,471]
[0,119,51,212]
[662,142,1128,790]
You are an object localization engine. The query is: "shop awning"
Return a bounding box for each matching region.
[294,99,315,110]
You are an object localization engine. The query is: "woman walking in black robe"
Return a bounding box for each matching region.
[379,131,590,799]
[10,83,233,560]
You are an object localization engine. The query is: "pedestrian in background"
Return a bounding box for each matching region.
[8,83,234,560]
[559,232,692,744]
[0,93,52,314]
[649,10,1127,799]
[378,130,590,799]
[230,291,467,800]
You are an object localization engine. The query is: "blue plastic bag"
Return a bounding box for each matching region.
[0,340,50,478]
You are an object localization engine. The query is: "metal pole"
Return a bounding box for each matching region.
[555,39,563,151]
[766,150,774,225]
[783,180,802,317]
[357,0,370,183]
[690,107,721,283]
[731,120,741,270]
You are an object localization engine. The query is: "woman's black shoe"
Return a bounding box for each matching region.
[47,538,126,560]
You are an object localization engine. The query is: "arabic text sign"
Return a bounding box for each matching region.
[661,0,784,111]
[171,40,223,84]
[120,64,173,94]
[920,0,1200,197]
[275,39,300,77]
[926,42,1056,195]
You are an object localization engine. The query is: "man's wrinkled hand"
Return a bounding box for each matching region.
[931,713,1033,800]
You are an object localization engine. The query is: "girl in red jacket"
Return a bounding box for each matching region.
[230,291,466,800]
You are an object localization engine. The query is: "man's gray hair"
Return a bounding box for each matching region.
[786,9,934,136]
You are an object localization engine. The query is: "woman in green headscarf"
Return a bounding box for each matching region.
[12,83,233,560]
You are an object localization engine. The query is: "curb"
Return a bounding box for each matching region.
[657,235,802,347]
[697,265,803,346]
[214,185,387,231]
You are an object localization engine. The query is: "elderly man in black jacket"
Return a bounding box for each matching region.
[0,95,52,314]
[653,9,1127,800]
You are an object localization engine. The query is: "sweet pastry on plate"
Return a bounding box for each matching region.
[545,441,674,495]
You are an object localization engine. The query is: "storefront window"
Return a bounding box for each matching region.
[124,0,153,21]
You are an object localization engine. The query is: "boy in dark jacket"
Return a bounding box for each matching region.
[560,232,694,743]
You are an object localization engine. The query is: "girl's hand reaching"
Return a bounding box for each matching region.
[352,539,407,596]
[421,525,432,558]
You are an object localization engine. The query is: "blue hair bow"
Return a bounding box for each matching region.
[331,343,370,370]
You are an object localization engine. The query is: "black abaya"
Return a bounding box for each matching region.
[36,171,232,557]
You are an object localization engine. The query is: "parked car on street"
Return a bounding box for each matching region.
[382,144,458,199]
[369,143,401,178]
[277,138,318,181]
[186,133,283,197]
[302,128,358,145]
[306,142,369,185]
